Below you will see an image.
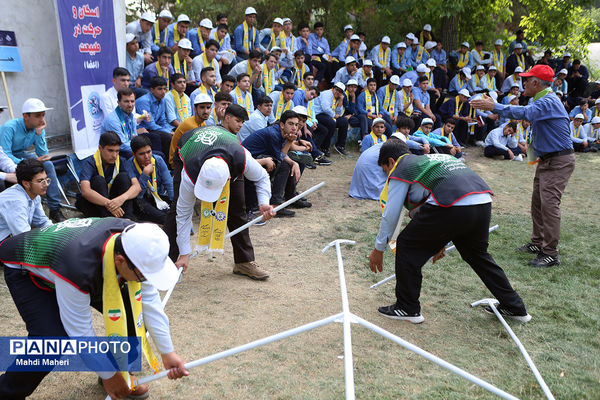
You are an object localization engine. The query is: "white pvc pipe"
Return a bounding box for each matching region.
[370,225,499,289]
[353,314,519,400]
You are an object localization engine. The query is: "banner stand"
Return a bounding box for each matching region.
[1,71,14,118]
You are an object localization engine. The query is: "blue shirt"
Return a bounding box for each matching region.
[242,124,286,162]
[135,93,172,133]
[361,134,387,152]
[568,106,593,122]
[411,86,430,109]
[292,90,308,107]
[0,118,49,163]
[332,66,361,85]
[126,50,145,84]
[141,63,175,89]
[238,109,273,143]
[399,70,419,86]
[448,75,469,94]
[431,127,459,147]
[127,154,173,201]
[391,48,408,71]
[79,155,134,183]
[357,90,379,116]
[233,23,259,55]
[349,142,387,200]
[101,107,137,153]
[308,33,330,56]
[493,90,573,156]
[313,89,343,118]
[369,44,391,69]
[376,85,397,117]
[151,25,168,53]
[431,48,447,66]
[484,126,518,150]
[413,129,450,147]
[188,28,206,57]
[0,183,52,240]
[166,22,190,48]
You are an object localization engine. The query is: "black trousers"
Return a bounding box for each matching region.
[484,145,522,159]
[314,113,348,150]
[0,267,137,400]
[163,157,255,264]
[394,203,527,315]
[134,193,170,224]
[75,173,135,219]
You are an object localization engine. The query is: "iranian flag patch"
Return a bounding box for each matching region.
[135,289,142,302]
[108,309,121,321]
[219,196,227,204]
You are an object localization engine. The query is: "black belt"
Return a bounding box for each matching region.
[540,148,574,161]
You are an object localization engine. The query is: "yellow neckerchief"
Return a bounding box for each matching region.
[262,63,274,94]
[457,52,469,68]
[426,70,433,85]
[572,122,581,138]
[378,45,390,68]
[94,149,119,189]
[294,62,307,90]
[286,32,295,52]
[379,154,409,213]
[595,107,600,117]
[246,61,254,93]
[362,69,368,81]
[102,234,161,390]
[415,46,425,63]
[591,126,600,140]
[486,73,495,90]
[235,86,252,115]
[365,89,379,117]
[516,123,530,142]
[201,52,217,72]
[155,61,169,82]
[197,179,230,253]
[455,96,464,116]
[209,30,224,48]
[173,23,182,44]
[275,92,292,119]
[476,50,485,63]
[369,131,387,145]
[154,22,166,46]
[402,89,413,116]
[382,85,396,117]
[474,73,482,87]
[173,52,187,77]
[270,30,286,50]
[515,53,525,70]
[344,38,351,57]
[307,99,314,119]
[492,50,504,69]
[170,89,189,121]
[242,20,255,52]
[199,84,216,100]
[133,156,169,210]
[440,125,451,139]
[419,31,429,45]
[331,94,344,116]
[457,76,465,88]
[468,104,477,133]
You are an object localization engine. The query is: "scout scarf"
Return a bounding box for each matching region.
[295,62,307,90]
[103,234,161,389]
[155,62,169,82]
[486,74,496,90]
[440,125,452,139]
[246,61,255,93]
[382,85,396,117]
[275,93,292,119]
[286,33,295,53]
[457,76,465,89]
[455,96,464,117]
[457,52,469,68]
[516,123,530,143]
[307,99,314,119]
[468,105,477,133]
[242,21,255,52]
[201,52,218,74]
[365,90,379,117]
[173,52,187,77]
[332,94,344,116]
[209,30,224,48]
[173,24,183,44]
[474,73,482,88]
[379,154,409,252]
[171,90,190,121]
[115,107,134,142]
[402,90,413,116]
[270,30,286,50]
[596,107,600,117]
[133,157,169,210]
[415,46,425,64]
[197,179,230,254]
[378,45,390,68]
[492,50,504,69]
[263,63,275,94]
[572,123,581,138]
[235,86,252,115]
[369,131,387,145]
[94,149,119,190]
[198,84,216,101]
[590,127,599,141]
[153,23,166,46]
[515,53,525,70]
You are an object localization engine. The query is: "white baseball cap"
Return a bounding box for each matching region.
[345,56,357,65]
[511,82,520,88]
[350,34,360,41]
[397,42,407,49]
[595,98,600,105]
[458,88,470,97]
[334,82,346,91]
[372,117,385,126]
[389,75,400,85]
[489,65,497,71]
[563,52,571,58]
[381,36,391,44]
[22,98,52,114]
[558,68,568,75]
[507,94,517,103]
[462,68,472,79]
[476,65,485,71]
[346,79,358,86]
[515,66,524,73]
[271,46,282,52]
[292,105,308,117]
[556,90,563,96]
[141,11,156,24]
[125,33,136,43]
[416,64,428,73]
[421,118,433,126]
[200,18,213,29]
[158,10,173,19]
[489,91,498,101]
[195,157,230,202]
[344,24,353,31]
[245,7,257,15]
[426,58,436,67]
[574,113,584,120]
[120,223,179,291]
[273,17,284,26]
[402,78,413,87]
[514,43,523,49]
[177,14,190,23]
[424,41,436,50]
[282,18,291,24]
[194,93,214,105]
[178,38,193,50]
[423,24,432,31]
[461,41,470,48]
[592,116,600,124]
[406,33,416,41]
[363,59,373,66]
[494,39,503,46]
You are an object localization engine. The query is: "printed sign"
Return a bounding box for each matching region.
[0,31,23,72]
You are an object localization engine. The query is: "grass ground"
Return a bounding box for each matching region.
[0,146,598,399]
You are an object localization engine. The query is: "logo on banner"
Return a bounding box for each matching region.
[87,91,102,119]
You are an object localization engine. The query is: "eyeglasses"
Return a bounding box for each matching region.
[132,268,147,283]
[33,178,51,186]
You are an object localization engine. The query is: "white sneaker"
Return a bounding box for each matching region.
[512,154,523,161]
[475,140,485,147]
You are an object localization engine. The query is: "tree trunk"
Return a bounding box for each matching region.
[441,15,459,51]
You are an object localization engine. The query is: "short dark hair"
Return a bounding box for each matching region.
[205,39,220,51]
[506,121,518,131]
[216,13,227,21]
[366,77,377,85]
[573,59,581,65]
[248,49,262,60]
[117,87,134,101]
[99,131,122,147]
[314,22,324,29]
[282,82,296,92]
[16,158,45,186]
[294,50,305,58]
[171,73,185,84]
[222,75,236,85]
[516,29,524,35]
[580,99,587,106]
[475,41,484,46]
[266,53,278,61]
[237,73,250,83]
[131,135,152,154]
[303,72,314,80]
[150,76,168,88]
[395,116,415,130]
[280,110,298,124]
[378,140,410,166]
[225,104,249,121]
[445,118,457,126]
[418,75,429,83]
[216,23,228,31]
[214,91,233,103]
[307,86,319,96]
[201,67,214,78]
[256,95,273,106]
[297,22,309,31]
[113,67,130,78]
[157,46,173,57]
[357,31,366,37]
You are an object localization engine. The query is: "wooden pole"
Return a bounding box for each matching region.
[1,71,15,119]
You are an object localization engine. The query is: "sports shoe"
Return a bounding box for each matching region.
[275,208,295,218]
[289,198,312,208]
[475,140,485,147]
[377,304,424,324]
[334,145,348,156]
[321,148,331,157]
[528,253,560,268]
[288,150,313,165]
[517,243,541,254]
[483,305,532,322]
[305,159,317,169]
[314,155,332,165]
[99,376,150,399]
[247,211,266,226]
[512,154,523,161]
[49,209,66,223]
[233,261,269,280]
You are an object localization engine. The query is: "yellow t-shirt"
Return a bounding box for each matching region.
[169,116,205,166]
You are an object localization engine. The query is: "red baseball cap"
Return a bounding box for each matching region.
[520,65,555,82]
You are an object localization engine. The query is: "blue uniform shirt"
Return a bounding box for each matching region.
[135,93,172,133]
[0,118,49,163]
[241,124,286,162]
[127,154,174,201]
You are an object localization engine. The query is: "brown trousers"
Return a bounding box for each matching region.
[530,153,575,256]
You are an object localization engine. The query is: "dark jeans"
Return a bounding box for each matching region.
[134,192,170,224]
[0,267,137,400]
[484,145,522,159]
[310,58,330,83]
[75,173,135,219]
[394,203,527,315]
[268,159,297,205]
[315,113,348,150]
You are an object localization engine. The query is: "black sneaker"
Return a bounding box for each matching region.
[483,305,532,322]
[321,148,331,157]
[517,243,541,254]
[49,209,66,223]
[247,211,266,226]
[289,199,312,209]
[377,304,424,324]
[305,160,317,169]
[275,208,295,218]
[528,253,560,268]
[288,150,313,165]
[334,145,348,156]
[314,155,332,165]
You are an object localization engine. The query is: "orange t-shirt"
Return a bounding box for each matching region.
[169,116,205,166]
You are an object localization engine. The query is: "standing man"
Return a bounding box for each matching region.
[368,140,530,323]
[471,64,575,267]
[0,98,65,222]
[0,218,188,399]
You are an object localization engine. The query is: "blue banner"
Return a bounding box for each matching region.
[0,337,141,372]
[56,0,118,155]
[0,31,23,72]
